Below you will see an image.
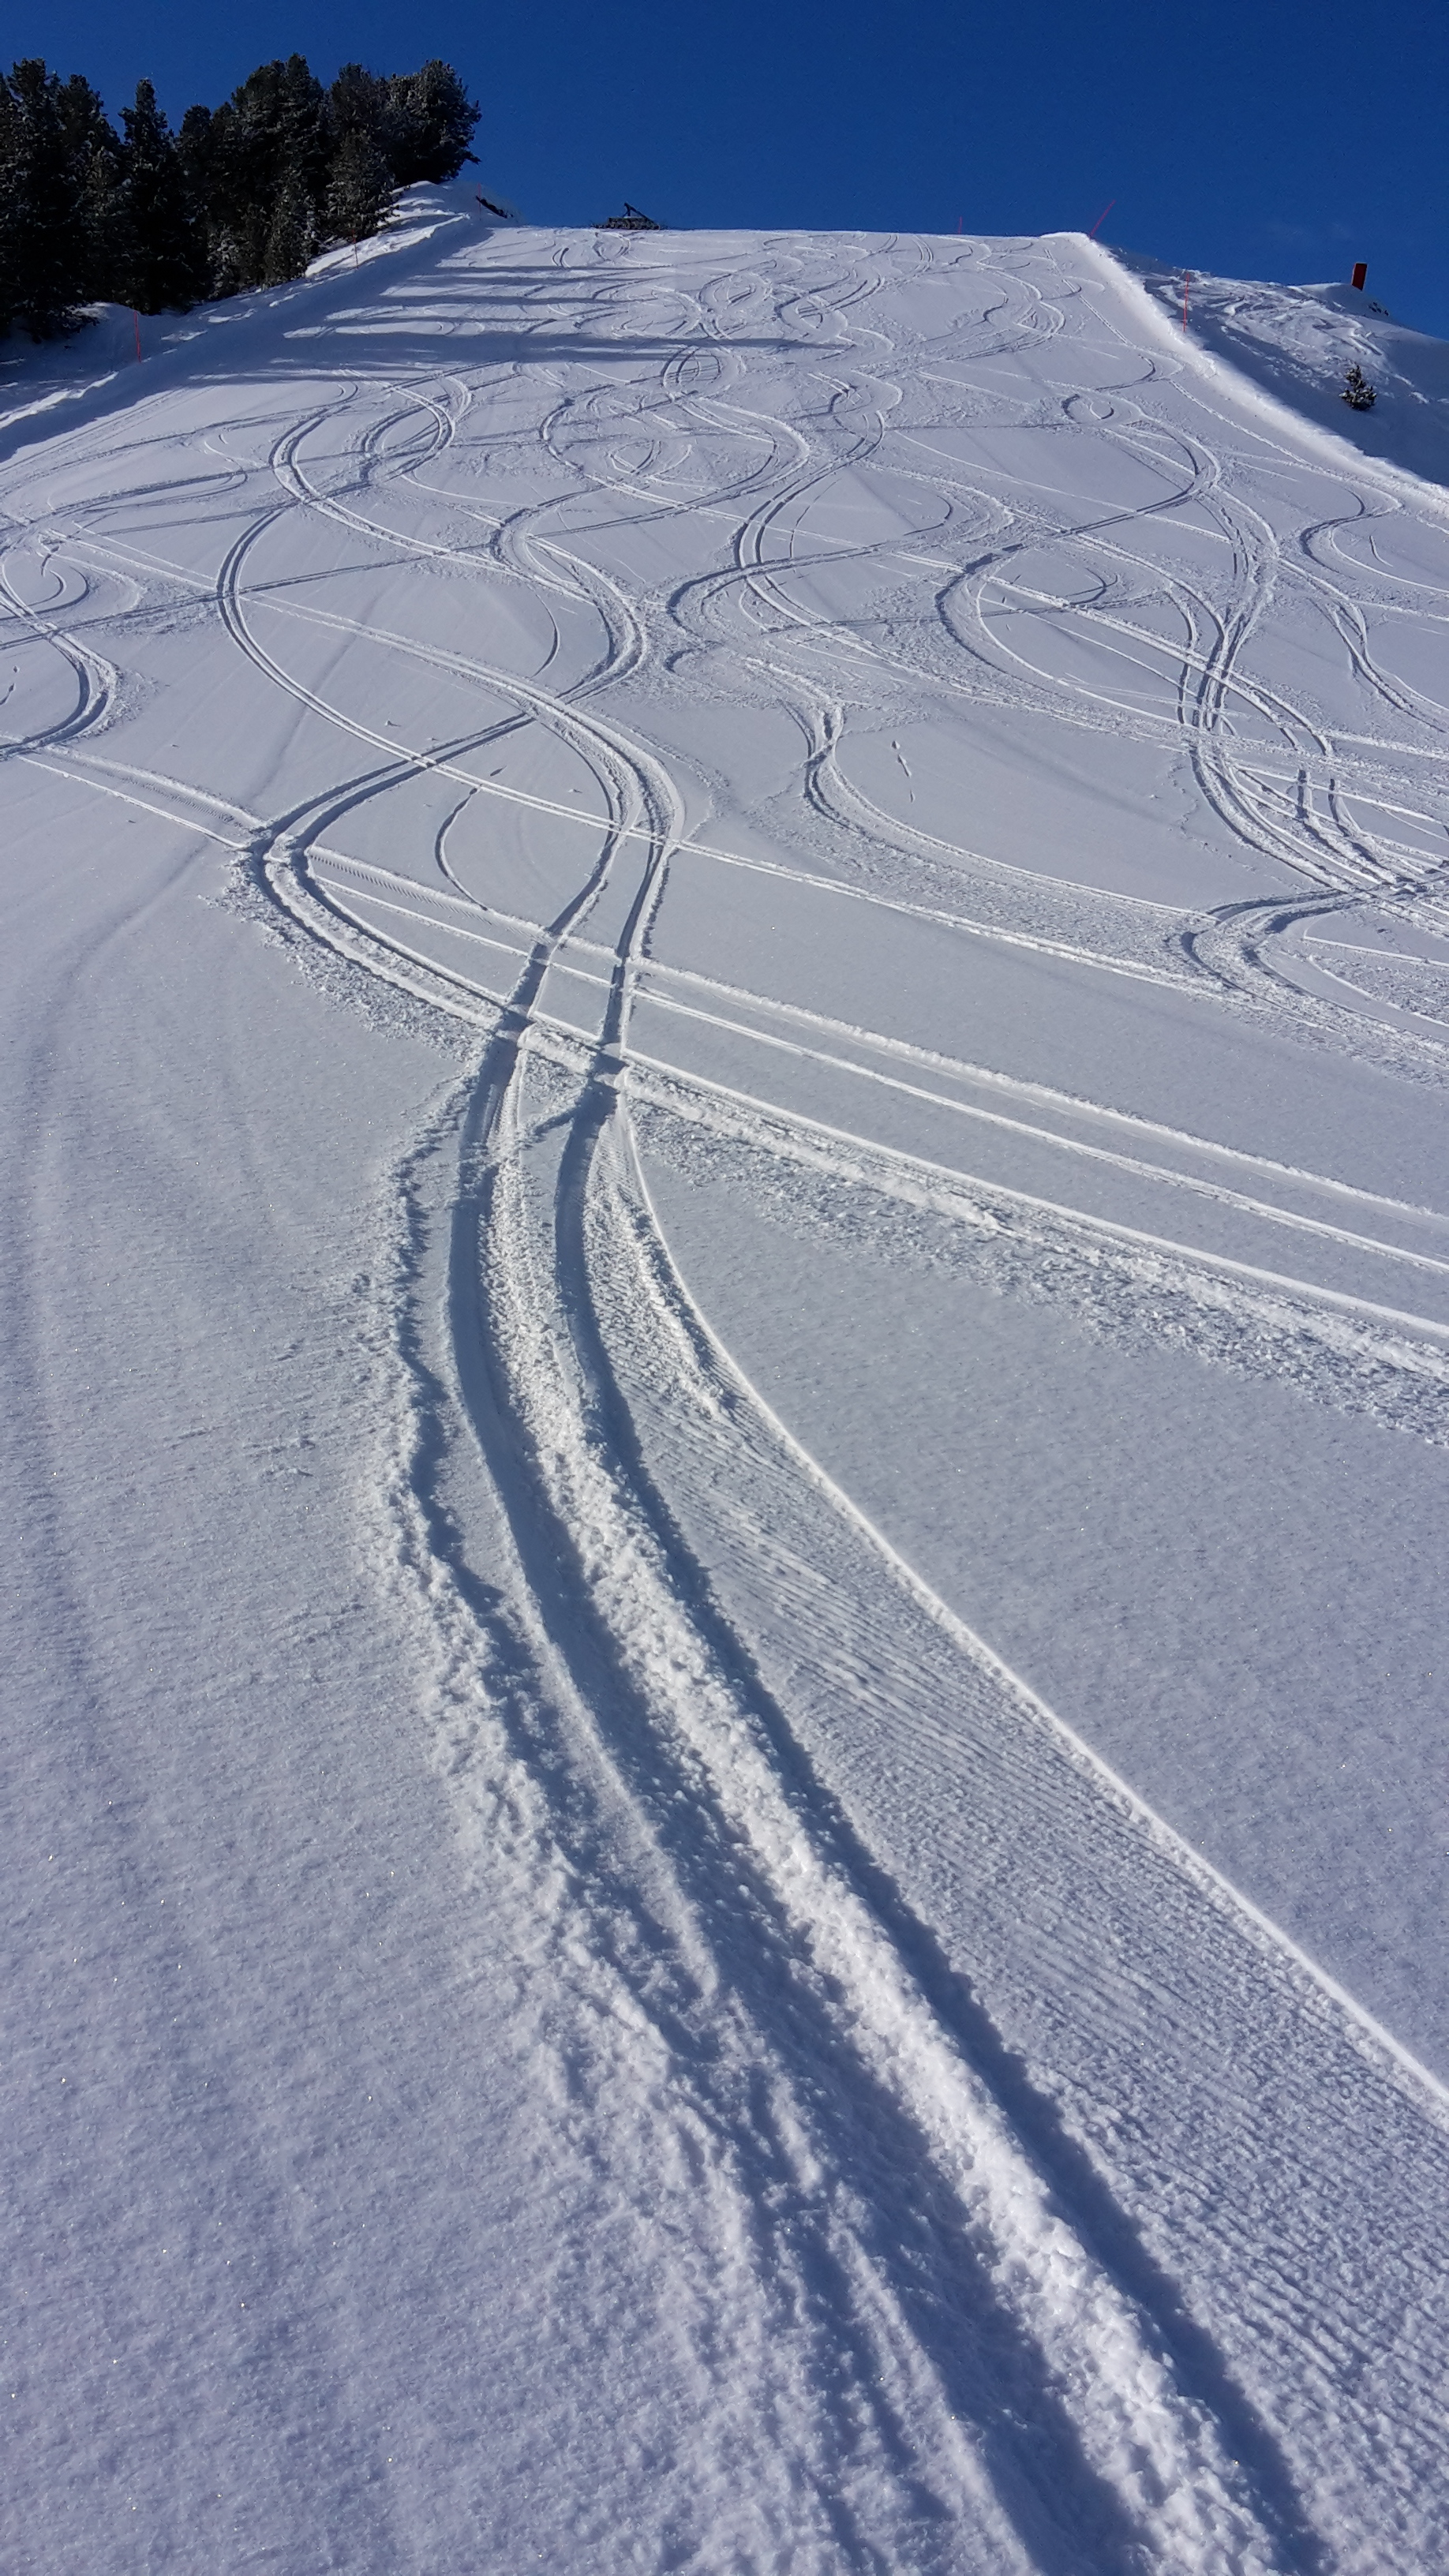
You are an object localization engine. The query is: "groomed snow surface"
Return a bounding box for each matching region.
[4,189,1449,2572]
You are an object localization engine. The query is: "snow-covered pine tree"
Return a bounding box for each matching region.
[78,134,128,304]
[188,100,260,291]
[264,170,316,285]
[58,75,123,303]
[324,129,394,244]
[0,80,22,336]
[116,81,206,313]
[174,104,243,300]
[203,58,328,292]
[6,60,93,336]
[174,104,214,256]
[328,63,391,154]
[271,55,331,215]
[1342,362,1376,411]
[384,62,480,185]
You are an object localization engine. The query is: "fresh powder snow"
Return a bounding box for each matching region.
[3,182,1448,2573]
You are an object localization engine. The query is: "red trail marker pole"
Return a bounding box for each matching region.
[1351,260,1368,291]
[1087,199,1115,238]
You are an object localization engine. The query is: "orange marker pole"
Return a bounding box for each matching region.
[1087,198,1115,238]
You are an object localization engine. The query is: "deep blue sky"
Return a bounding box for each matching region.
[13,0,1449,335]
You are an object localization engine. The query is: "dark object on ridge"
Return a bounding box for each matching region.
[598,202,661,231]
[1350,260,1368,291]
[1342,362,1376,412]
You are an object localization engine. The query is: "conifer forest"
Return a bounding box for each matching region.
[0,55,480,339]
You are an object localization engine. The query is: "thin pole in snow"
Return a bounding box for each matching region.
[133,309,142,361]
[1087,199,1115,238]
[1182,271,1190,330]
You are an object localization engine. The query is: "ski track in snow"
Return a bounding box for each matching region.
[5,212,1449,2571]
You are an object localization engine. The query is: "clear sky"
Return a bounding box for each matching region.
[11,0,1448,337]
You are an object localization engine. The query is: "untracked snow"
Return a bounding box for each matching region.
[3,189,1449,2573]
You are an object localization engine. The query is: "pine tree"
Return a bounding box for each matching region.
[1342,362,1376,412]
[204,106,269,290]
[0,79,23,336]
[329,63,391,150]
[384,62,479,185]
[57,74,123,301]
[6,59,92,336]
[325,129,394,244]
[116,80,205,312]
[264,170,316,284]
[272,54,331,211]
[202,58,328,291]
[175,99,212,189]
[175,101,249,296]
[78,136,128,303]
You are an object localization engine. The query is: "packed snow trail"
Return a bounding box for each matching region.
[3,197,1449,2572]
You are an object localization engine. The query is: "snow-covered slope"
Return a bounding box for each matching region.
[1119,247,1449,488]
[3,202,1449,2573]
